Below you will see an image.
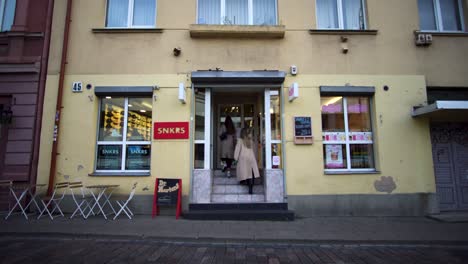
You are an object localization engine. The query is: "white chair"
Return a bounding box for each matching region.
[37,182,68,220]
[69,182,94,219]
[113,183,137,220]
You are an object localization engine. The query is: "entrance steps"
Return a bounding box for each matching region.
[184,170,294,221]
[211,170,264,203]
[183,203,295,221]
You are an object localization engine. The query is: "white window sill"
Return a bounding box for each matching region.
[324,170,380,175]
[309,29,378,35]
[414,30,468,37]
[89,172,151,177]
[189,24,285,39]
[92,28,163,33]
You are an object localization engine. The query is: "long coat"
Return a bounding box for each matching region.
[234,139,260,181]
[220,126,235,159]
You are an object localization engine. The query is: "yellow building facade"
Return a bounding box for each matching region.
[38,0,468,218]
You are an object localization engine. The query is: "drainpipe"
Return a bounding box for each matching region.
[31,0,55,186]
[47,0,73,195]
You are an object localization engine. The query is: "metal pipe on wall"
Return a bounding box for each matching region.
[47,0,73,195]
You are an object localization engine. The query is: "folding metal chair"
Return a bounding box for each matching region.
[113,183,137,220]
[37,182,68,220]
[69,182,94,219]
[0,180,12,215]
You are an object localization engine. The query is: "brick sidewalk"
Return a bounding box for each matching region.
[1,236,468,264]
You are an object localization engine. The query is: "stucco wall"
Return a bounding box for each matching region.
[39,0,464,201]
[283,75,435,196]
[45,0,468,87]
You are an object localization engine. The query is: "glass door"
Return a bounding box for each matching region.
[216,103,259,170]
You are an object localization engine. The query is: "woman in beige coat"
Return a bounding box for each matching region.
[234,128,260,194]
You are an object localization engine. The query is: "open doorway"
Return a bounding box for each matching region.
[213,91,264,171]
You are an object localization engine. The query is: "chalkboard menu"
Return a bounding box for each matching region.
[155,179,180,205]
[293,116,313,144]
[153,178,182,219]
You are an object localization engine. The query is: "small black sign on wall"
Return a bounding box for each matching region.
[294,116,313,144]
[152,178,182,219]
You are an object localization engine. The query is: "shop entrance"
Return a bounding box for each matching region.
[191,86,285,204]
[213,91,264,171]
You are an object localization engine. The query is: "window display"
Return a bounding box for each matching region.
[321,96,374,171]
[96,97,152,172]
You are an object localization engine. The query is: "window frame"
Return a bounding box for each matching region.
[418,0,465,32]
[315,0,367,30]
[0,0,15,32]
[196,0,278,26]
[106,0,157,29]
[95,97,152,173]
[321,96,376,173]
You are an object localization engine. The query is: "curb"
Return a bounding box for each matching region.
[2,232,468,248]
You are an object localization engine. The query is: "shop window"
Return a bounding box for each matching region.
[197,0,277,25]
[316,0,367,30]
[0,0,15,31]
[96,97,152,172]
[418,0,464,32]
[321,96,375,172]
[106,0,156,28]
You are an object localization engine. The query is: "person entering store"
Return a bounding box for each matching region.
[234,128,260,194]
[219,115,236,177]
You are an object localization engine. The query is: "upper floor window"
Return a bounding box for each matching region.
[316,0,367,30]
[106,0,156,28]
[418,0,465,32]
[0,0,16,32]
[197,0,277,25]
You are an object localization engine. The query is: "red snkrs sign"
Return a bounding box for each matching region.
[153,122,189,139]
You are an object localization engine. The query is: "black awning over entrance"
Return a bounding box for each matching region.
[191,70,286,88]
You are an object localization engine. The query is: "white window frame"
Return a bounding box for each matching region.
[196,0,278,25]
[0,0,15,32]
[419,0,465,32]
[322,96,375,173]
[315,0,367,30]
[95,97,152,173]
[106,0,157,28]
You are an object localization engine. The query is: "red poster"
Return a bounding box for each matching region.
[153,122,189,139]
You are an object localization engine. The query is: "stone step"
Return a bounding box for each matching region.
[213,170,236,177]
[183,210,294,221]
[213,176,239,185]
[189,203,290,211]
[212,184,264,194]
[211,194,265,203]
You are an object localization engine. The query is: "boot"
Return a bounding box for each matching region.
[248,179,253,194]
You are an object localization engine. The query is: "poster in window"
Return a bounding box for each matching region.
[325,144,344,169]
[96,145,121,170]
[126,145,150,170]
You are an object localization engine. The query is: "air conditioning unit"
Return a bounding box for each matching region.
[415,33,433,47]
[415,33,426,46]
[425,34,433,45]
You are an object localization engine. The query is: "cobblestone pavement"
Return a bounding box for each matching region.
[1,237,468,264]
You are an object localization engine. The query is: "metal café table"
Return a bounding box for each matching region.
[5,183,46,220]
[85,184,119,219]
